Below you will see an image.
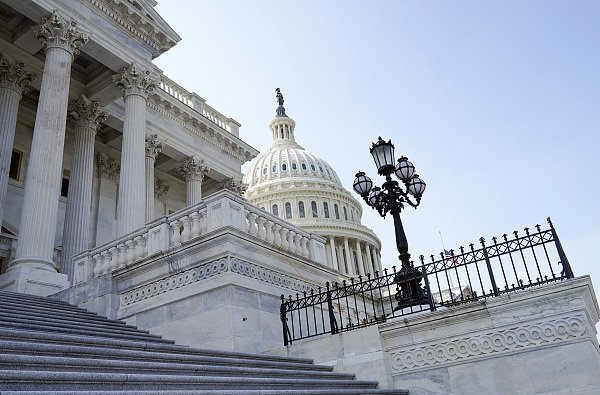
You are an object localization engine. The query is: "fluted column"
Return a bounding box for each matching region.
[343,237,353,275]
[178,156,209,206]
[365,244,374,275]
[0,54,33,232]
[12,11,88,275]
[375,250,382,272]
[154,178,169,217]
[145,134,162,222]
[355,240,365,277]
[328,236,339,271]
[61,96,106,283]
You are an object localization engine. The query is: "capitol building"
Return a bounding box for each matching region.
[243,91,382,279]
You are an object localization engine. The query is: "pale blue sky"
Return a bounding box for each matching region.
[155,1,600,304]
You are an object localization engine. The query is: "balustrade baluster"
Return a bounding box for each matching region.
[301,237,310,257]
[293,234,302,255]
[108,247,119,273]
[180,216,191,242]
[117,243,128,269]
[125,240,136,265]
[247,212,258,236]
[273,224,282,247]
[287,231,296,253]
[281,228,289,250]
[265,220,275,243]
[134,235,146,260]
[256,216,267,240]
[170,220,182,246]
[190,212,201,238]
[92,253,102,276]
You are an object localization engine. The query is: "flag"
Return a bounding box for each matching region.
[444,249,459,265]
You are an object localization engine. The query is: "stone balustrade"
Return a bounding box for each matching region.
[158,74,238,135]
[73,190,326,284]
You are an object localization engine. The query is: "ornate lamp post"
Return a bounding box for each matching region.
[353,137,430,310]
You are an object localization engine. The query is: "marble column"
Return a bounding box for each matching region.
[375,250,382,272]
[355,240,366,277]
[343,237,353,275]
[95,153,120,246]
[365,244,375,275]
[114,63,156,236]
[145,134,162,223]
[10,11,88,287]
[328,236,338,271]
[0,54,33,232]
[178,156,209,206]
[61,96,107,284]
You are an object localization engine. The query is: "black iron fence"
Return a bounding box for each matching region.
[280,218,573,345]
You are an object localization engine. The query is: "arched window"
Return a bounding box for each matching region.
[323,202,330,218]
[343,207,348,221]
[334,204,340,220]
[262,167,267,175]
[310,164,316,171]
[272,164,277,173]
[319,166,324,173]
[298,201,305,218]
[301,163,307,170]
[311,201,318,218]
[292,163,297,170]
[285,202,292,219]
[282,163,287,171]
[272,204,279,217]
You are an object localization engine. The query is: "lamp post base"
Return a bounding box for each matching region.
[393,265,430,310]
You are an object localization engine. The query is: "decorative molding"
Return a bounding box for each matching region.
[145,134,163,159]
[96,153,120,181]
[69,95,107,129]
[86,0,178,57]
[34,10,89,56]
[178,156,209,182]
[389,315,588,373]
[154,178,169,201]
[114,63,157,99]
[0,53,34,95]
[120,257,313,306]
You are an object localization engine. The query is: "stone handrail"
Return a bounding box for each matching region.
[73,190,326,284]
[158,74,238,135]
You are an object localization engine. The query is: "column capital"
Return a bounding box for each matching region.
[96,153,120,181]
[68,95,107,129]
[0,54,34,95]
[34,10,89,56]
[178,156,210,182]
[145,134,163,159]
[154,178,170,202]
[114,63,157,99]
[217,177,247,194]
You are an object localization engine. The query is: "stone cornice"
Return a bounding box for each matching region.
[147,90,258,163]
[85,0,180,58]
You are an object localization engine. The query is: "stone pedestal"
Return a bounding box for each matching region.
[114,64,156,236]
[61,96,106,285]
[178,156,209,206]
[5,11,87,295]
[145,134,162,223]
[0,54,33,231]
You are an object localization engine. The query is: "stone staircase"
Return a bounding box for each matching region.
[0,291,408,394]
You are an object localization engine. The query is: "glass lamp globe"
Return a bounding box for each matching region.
[368,187,382,206]
[395,157,415,182]
[353,172,373,196]
[408,176,426,197]
[370,137,395,175]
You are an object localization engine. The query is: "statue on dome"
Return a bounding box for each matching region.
[276,88,284,106]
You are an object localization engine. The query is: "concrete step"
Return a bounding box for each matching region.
[0,354,355,380]
[0,291,94,312]
[0,309,148,333]
[0,320,172,343]
[0,302,130,326]
[0,338,327,372]
[0,390,409,394]
[0,370,382,391]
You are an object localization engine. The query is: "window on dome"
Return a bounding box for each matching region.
[310,164,316,171]
[343,207,348,221]
[323,202,330,218]
[272,204,279,217]
[299,201,305,218]
[311,201,318,218]
[292,163,297,170]
[301,163,307,170]
[319,166,324,173]
[262,167,267,175]
[272,165,277,173]
[326,168,331,175]
[282,163,287,171]
[334,204,340,219]
[285,202,292,219]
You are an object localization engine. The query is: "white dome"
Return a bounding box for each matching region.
[243,92,382,279]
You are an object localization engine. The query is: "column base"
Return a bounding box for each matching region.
[0,265,69,296]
